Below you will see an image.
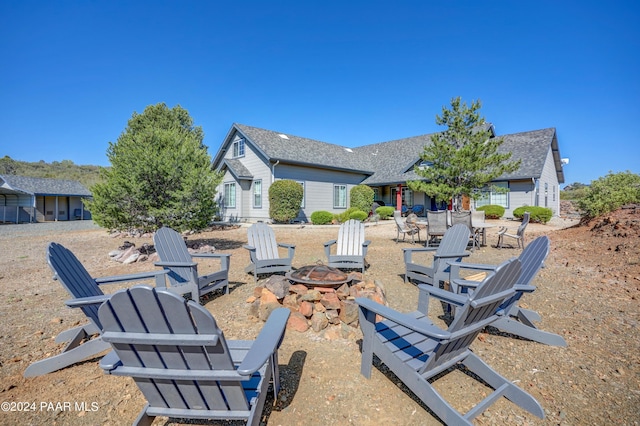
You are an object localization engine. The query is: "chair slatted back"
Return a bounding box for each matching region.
[99,286,249,412]
[435,224,470,257]
[47,242,104,328]
[421,258,520,374]
[154,227,196,287]
[427,210,448,235]
[336,219,365,256]
[247,222,280,261]
[517,212,530,237]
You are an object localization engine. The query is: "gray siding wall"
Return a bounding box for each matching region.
[506,180,535,218]
[537,148,561,215]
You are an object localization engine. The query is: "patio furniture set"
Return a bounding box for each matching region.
[25,213,558,425]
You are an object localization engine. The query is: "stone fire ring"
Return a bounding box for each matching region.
[285,264,351,287]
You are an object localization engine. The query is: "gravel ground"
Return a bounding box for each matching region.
[0,211,639,425]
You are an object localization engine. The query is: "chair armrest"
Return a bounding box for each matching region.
[94,270,168,285]
[99,351,122,372]
[446,261,498,271]
[403,246,437,263]
[65,294,110,308]
[243,244,256,252]
[155,261,198,268]
[363,240,371,247]
[514,284,536,293]
[433,252,471,260]
[237,308,290,376]
[323,239,337,247]
[191,253,231,259]
[417,284,467,307]
[278,243,296,249]
[355,298,451,340]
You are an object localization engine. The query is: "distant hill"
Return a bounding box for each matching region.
[0,156,104,189]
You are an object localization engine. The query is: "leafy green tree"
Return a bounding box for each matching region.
[407,97,520,210]
[86,103,222,232]
[578,171,640,218]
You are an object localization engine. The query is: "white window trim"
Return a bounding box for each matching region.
[253,180,262,208]
[333,184,347,209]
[297,181,305,208]
[232,138,245,158]
[224,182,236,208]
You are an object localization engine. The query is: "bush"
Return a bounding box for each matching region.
[513,206,552,224]
[350,185,375,213]
[349,210,368,221]
[334,207,359,223]
[376,206,395,219]
[578,171,640,218]
[477,204,505,219]
[310,210,334,225]
[269,180,304,223]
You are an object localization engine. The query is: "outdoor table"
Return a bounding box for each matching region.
[472,222,496,246]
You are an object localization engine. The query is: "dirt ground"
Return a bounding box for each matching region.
[1,206,639,425]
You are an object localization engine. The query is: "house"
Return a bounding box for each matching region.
[0,175,92,223]
[211,123,565,222]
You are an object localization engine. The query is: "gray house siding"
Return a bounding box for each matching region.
[506,180,536,218]
[537,147,561,215]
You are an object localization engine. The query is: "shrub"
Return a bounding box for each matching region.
[349,210,368,221]
[578,171,640,219]
[376,206,395,219]
[513,206,552,224]
[310,210,334,225]
[350,185,375,213]
[477,204,505,219]
[334,207,359,223]
[269,180,303,223]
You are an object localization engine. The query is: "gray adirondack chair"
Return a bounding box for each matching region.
[426,210,448,246]
[244,222,295,282]
[394,211,421,244]
[356,257,545,425]
[324,219,371,272]
[154,227,231,302]
[24,242,167,377]
[99,285,289,426]
[404,223,471,287]
[497,212,530,249]
[446,236,566,346]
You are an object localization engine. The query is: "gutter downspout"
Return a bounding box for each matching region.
[271,160,280,183]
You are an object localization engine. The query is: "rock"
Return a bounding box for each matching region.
[320,292,341,310]
[299,301,313,317]
[253,286,265,298]
[338,300,359,325]
[325,309,340,324]
[336,283,350,298]
[282,293,300,310]
[259,288,279,305]
[289,284,309,295]
[264,275,291,299]
[108,250,122,258]
[258,301,281,322]
[310,311,329,332]
[314,302,326,313]
[300,289,322,302]
[287,312,309,332]
[123,252,140,264]
[246,296,257,303]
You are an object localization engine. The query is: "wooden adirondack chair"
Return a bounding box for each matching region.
[394,211,421,244]
[24,242,168,377]
[404,223,471,287]
[154,227,231,303]
[244,222,295,282]
[446,236,566,346]
[497,212,530,249]
[324,219,371,273]
[356,258,545,425]
[99,285,290,426]
[450,210,480,250]
[425,210,448,246]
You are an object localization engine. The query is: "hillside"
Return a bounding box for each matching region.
[0,156,103,188]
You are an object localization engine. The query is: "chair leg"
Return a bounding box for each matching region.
[24,337,111,377]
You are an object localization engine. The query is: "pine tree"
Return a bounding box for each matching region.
[408,97,520,210]
[86,103,222,232]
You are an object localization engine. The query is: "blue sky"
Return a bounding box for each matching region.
[1,1,638,186]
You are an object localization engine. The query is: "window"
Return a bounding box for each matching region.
[297,181,305,208]
[253,180,262,208]
[224,183,236,208]
[333,184,347,208]
[475,182,509,208]
[232,138,245,158]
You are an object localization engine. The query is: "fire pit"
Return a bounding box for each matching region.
[285,264,351,287]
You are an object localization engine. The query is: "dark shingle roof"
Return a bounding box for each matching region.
[0,175,92,196]
[217,124,562,184]
[234,124,373,175]
[221,158,253,180]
